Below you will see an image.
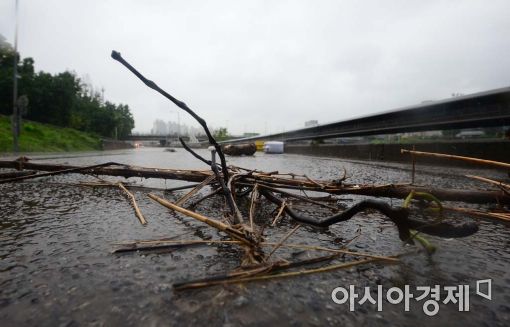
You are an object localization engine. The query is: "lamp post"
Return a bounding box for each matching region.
[12,0,19,153]
[177,111,181,137]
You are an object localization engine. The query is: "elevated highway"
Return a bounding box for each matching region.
[222,86,510,144]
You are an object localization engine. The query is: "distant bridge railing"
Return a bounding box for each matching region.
[123,134,209,143]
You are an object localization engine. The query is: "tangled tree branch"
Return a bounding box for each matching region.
[258,188,479,241]
[110,51,229,179]
[111,50,240,219]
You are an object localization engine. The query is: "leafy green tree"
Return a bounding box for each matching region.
[0,34,135,139]
[25,71,79,126]
[0,35,18,115]
[213,127,229,141]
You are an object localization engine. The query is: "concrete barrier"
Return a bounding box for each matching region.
[285,140,510,166]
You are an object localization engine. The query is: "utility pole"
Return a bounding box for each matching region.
[12,0,19,153]
[177,110,181,137]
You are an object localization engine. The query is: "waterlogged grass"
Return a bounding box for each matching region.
[0,115,101,153]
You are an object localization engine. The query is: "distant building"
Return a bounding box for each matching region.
[152,119,168,135]
[151,119,202,136]
[305,120,319,127]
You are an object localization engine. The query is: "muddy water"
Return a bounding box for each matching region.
[0,148,509,326]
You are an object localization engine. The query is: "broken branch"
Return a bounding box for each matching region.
[117,182,147,225]
[401,149,510,170]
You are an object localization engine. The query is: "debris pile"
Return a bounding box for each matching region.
[0,51,508,291]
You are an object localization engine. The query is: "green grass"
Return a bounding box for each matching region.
[0,115,101,153]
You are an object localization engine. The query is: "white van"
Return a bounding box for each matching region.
[263,141,284,154]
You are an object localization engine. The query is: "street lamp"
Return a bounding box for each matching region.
[12,0,19,152]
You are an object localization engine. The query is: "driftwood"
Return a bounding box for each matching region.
[0,161,124,184]
[223,143,257,156]
[259,188,478,239]
[0,170,36,179]
[0,160,213,182]
[1,159,509,205]
[76,181,200,194]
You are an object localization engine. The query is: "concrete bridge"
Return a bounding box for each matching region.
[222,86,510,144]
[123,134,208,146]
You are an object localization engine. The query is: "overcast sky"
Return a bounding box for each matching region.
[1,0,509,135]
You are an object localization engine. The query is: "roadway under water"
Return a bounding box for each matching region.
[0,148,509,326]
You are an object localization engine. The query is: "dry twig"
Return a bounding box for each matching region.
[148,193,256,246]
[117,182,147,225]
[175,174,216,206]
[466,175,510,192]
[174,257,384,290]
[401,149,510,170]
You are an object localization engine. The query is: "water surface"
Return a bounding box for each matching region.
[1,148,509,326]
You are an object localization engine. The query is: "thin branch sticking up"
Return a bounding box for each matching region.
[271,199,287,226]
[178,137,214,167]
[249,184,260,231]
[110,51,230,181]
[117,182,147,225]
[187,187,222,208]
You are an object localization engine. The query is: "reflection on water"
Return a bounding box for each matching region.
[0,148,509,326]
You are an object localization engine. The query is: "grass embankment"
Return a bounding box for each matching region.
[0,115,101,152]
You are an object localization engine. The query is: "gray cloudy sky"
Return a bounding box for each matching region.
[1,0,509,135]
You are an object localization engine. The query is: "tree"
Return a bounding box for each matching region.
[0,36,17,115]
[0,34,135,138]
[213,127,229,141]
[0,35,36,116]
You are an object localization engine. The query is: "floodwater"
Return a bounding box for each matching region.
[0,147,509,326]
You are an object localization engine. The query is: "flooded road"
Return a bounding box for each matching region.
[1,148,509,326]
